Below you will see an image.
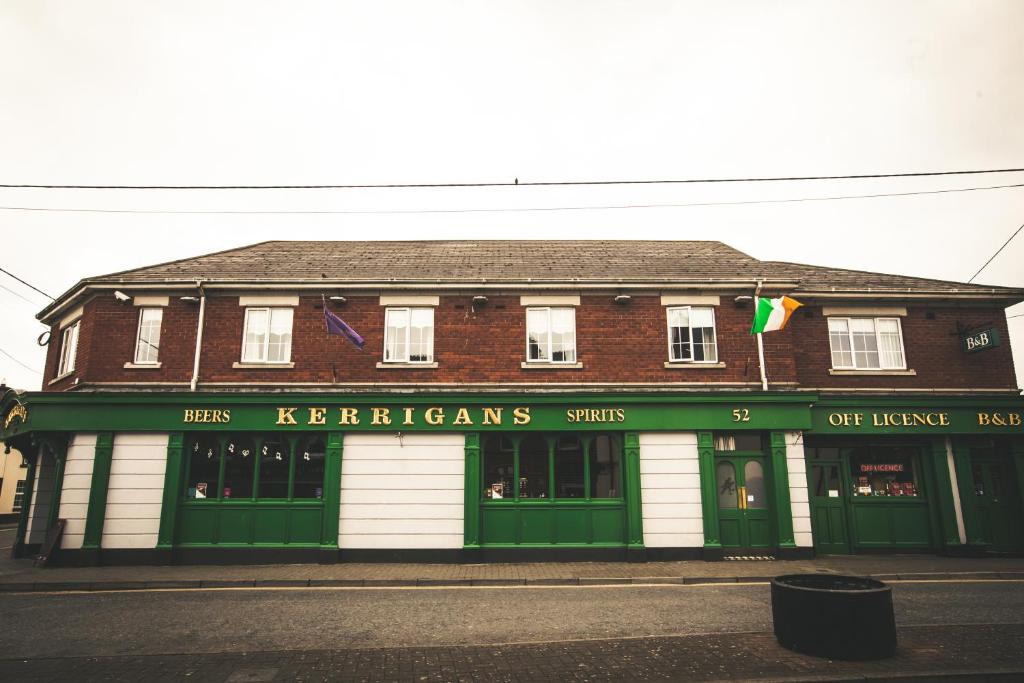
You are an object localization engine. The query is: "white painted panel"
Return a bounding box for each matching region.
[64,459,94,476]
[790,488,809,504]
[110,459,167,475]
[107,488,167,505]
[339,504,463,520]
[58,433,96,550]
[640,459,700,475]
[59,488,91,505]
[111,433,170,447]
[60,473,93,491]
[62,519,86,536]
[787,458,806,475]
[644,533,704,548]
[58,503,90,519]
[639,473,698,490]
[788,471,808,490]
[101,433,168,550]
[104,503,163,519]
[640,488,702,504]
[642,503,704,519]
[638,432,698,446]
[102,534,159,549]
[339,534,463,549]
[341,489,461,505]
[61,534,85,548]
[107,474,164,490]
[339,459,463,476]
[793,517,812,534]
[102,518,165,535]
[339,433,464,550]
[340,474,464,491]
[643,516,704,534]
[794,532,814,548]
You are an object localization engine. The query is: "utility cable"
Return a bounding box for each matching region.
[968,221,1024,283]
[0,181,1021,216]
[1,166,1023,190]
[0,267,55,300]
[0,346,41,374]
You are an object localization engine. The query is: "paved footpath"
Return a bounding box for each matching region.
[2,624,1023,682]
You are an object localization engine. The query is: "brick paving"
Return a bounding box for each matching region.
[1,624,1021,681]
[1,551,1023,592]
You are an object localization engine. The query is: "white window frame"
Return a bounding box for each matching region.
[525,306,577,363]
[241,307,294,364]
[827,316,907,370]
[666,306,719,363]
[57,319,80,376]
[133,307,163,365]
[382,307,435,363]
[12,480,25,512]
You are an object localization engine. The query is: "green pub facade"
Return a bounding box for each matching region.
[3,240,1023,563]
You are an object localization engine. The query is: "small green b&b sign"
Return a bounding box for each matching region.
[962,327,1000,353]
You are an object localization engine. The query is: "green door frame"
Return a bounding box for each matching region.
[82,432,114,554]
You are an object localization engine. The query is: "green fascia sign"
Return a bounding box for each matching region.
[810,397,1024,435]
[1,391,814,439]
[962,327,1000,353]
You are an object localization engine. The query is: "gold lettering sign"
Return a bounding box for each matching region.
[565,408,625,423]
[183,408,232,424]
[977,412,1022,427]
[825,411,950,429]
[3,404,27,429]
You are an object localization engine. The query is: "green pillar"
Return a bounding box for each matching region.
[11,449,37,558]
[623,432,645,553]
[951,438,982,546]
[463,433,481,548]
[697,431,721,549]
[770,431,795,549]
[928,437,961,548]
[45,437,68,532]
[157,433,185,549]
[320,432,343,551]
[82,432,114,552]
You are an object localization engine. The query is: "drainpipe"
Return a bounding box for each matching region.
[754,280,769,391]
[190,281,206,392]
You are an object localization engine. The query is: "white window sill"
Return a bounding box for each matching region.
[521,362,583,369]
[664,362,726,369]
[124,362,162,369]
[232,362,295,369]
[829,368,916,376]
[376,362,439,369]
[48,371,75,385]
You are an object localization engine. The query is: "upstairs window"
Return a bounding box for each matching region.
[828,317,905,370]
[526,307,576,363]
[133,308,163,364]
[57,320,80,376]
[667,306,718,362]
[383,307,434,363]
[241,307,293,363]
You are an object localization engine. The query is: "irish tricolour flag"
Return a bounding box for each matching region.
[750,296,802,334]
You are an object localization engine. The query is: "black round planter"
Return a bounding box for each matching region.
[771,574,897,660]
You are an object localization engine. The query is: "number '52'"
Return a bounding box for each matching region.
[731,408,750,422]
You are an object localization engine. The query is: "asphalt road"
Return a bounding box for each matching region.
[1,580,1022,659]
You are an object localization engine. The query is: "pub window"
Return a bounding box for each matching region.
[714,432,764,452]
[383,307,434,363]
[241,307,293,363]
[828,317,906,370]
[221,436,256,499]
[554,436,585,499]
[849,446,919,497]
[133,307,163,364]
[716,461,738,509]
[589,434,622,498]
[518,435,550,498]
[667,306,718,362]
[57,319,80,376]
[482,433,624,501]
[186,436,221,499]
[483,435,515,499]
[526,307,576,363]
[293,436,327,499]
[258,436,291,498]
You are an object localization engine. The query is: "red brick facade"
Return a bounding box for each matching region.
[41,292,1018,391]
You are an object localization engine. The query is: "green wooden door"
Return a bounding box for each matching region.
[971,454,1024,554]
[807,460,851,554]
[716,456,772,549]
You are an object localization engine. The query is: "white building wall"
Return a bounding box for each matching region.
[785,431,813,548]
[101,433,168,549]
[25,456,55,544]
[58,433,97,549]
[339,433,464,549]
[639,432,703,548]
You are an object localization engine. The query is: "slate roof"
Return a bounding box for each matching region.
[39,240,1024,320]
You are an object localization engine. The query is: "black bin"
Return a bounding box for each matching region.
[771,574,897,660]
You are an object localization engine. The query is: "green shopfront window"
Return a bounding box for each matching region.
[482,433,623,501]
[293,436,326,499]
[589,435,622,498]
[849,446,919,497]
[222,436,255,499]
[186,437,220,499]
[259,436,291,498]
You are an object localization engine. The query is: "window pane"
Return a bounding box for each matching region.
[267,308,293,362]
[222,437,255,499]
[689,307,714,327]
[186,437,220,499]
[828,318,853,367]
[258,436,291,498]
[849,446,919,497]
[385,308,409,361]
[13,480,25,512]
[293,436,326,499]
[242,310,268,362]
[692,326,717,362]
[518,436,549,498]
[589,435,621,498]
[716,461,738,509]
[715,432,763,451]
[850,319,880,369]
[483,435,515,500]
[877,319,904,369]
[409,308,433,362]
[668,308,689,328]
[554,436,584,498]
[550,308,575,362]
[135,308,162,363]
[527,309,549,361]
[59,322,79,375]
[744,460,767,509]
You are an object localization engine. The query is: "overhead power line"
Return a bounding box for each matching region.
[0,346,41,375]
[0,266,55,300]
[968,221,1024,283]
[1,166,1023,191]
[0,181,1021,216]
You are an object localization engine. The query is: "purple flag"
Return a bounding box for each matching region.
[324,307,365,350]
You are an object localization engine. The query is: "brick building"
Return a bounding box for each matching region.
[2,240,1022,564]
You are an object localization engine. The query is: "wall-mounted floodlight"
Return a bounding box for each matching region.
[329,296,347,304]
[114,290,131,303]
[472,295,488,307]
[180,296,200,303]
[614,295,631,305]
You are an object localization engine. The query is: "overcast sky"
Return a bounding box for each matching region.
[1,1,1022,391]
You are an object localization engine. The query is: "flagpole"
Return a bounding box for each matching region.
[754,280,769,391]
